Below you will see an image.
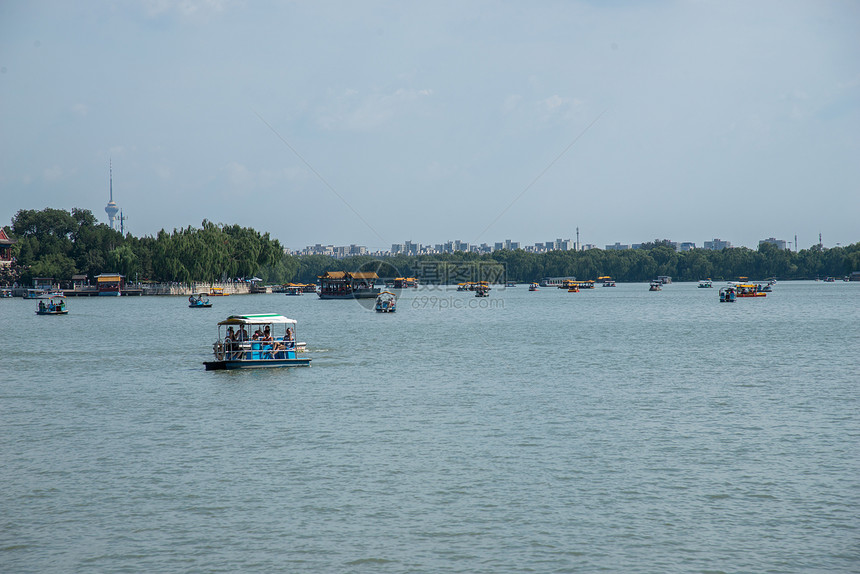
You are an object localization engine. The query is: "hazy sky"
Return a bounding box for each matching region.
[1,0,858,251]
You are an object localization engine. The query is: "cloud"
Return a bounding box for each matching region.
[43,165,66,182]
[538,94,584,121]
[317,87,434,131]
[141,0,230,20]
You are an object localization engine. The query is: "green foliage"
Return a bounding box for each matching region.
[7,208,293,284]
[6,207,858,284]
[295,243,860,284]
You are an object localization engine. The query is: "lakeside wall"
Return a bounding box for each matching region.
[139,281,251,296]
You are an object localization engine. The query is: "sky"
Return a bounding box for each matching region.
[1,0,858,252]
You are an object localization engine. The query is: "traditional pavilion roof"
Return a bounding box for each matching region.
[0,228,15,245]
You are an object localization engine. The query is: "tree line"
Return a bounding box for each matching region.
[4,208,293,285]
[3,208,858,285]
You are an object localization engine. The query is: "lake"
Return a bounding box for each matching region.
[1,281,858,573]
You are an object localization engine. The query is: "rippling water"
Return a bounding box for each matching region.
[2,281,858,573]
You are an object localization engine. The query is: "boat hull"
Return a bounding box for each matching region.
[36,310,68,315]
[318,289,380,300]
[204,358,311,370]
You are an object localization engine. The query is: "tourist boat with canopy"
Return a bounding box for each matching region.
[36,295,68,315]
[318,271,380,299]
[719,286,737,302]
[475,283,490,297]
[698,279,713,288]
[188,293,212,308]
[735,283,767,297]
[375,291,397,313]
[649,280,662,291]
[529,283,539,291]
[205,314,311,370]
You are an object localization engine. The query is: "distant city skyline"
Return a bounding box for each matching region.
[2,1,858,251]
[293,234,809,259]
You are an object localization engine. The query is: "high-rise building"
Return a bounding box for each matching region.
[704,238,732,250]
[759,237,788,250]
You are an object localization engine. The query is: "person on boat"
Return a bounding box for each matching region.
[261,326,274,358]
[237,327,248,341]
[38,300,46,312]
[225,327,236,359]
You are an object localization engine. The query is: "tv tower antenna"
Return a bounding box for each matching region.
[105,159,120,230]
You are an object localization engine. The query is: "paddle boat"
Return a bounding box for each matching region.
[649,280,662,291]
[529,283,539,291]
[36,295,68,315]
[719,286,737,302]
[698,279,713,288]
[735,283,767,298]
[188,293,212,308]
[475,284,490,297]
[284,284,303,296]
[375,291,397,313]
[204,314,311,370]
[0,288,12,298]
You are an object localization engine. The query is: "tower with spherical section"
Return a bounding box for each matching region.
[105,160,120,230]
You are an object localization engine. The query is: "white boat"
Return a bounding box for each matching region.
[23,288,51,299]
[204,314,311,370]
[649,280,662,291]
[698,279,713,288]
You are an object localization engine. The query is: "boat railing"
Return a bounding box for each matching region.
[215,339,298,361]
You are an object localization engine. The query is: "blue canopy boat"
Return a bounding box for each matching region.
[204,314,311,370]
[36,295,68,315]
[375,291,397,313]
[189,293,212,308]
